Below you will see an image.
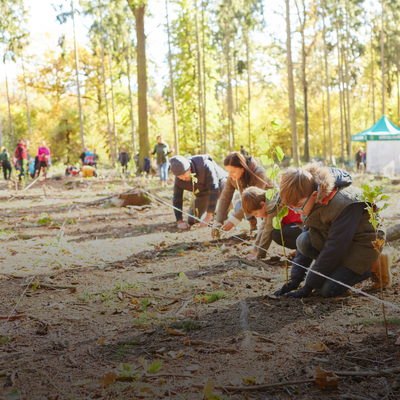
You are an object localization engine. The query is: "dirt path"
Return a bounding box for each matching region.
[1,174,400,399]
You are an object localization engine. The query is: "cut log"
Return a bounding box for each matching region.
[387,224,400,241]
[118,191,152,207]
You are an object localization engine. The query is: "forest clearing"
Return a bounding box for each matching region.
[1,172,400,400]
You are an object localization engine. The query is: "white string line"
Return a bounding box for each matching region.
[1,183,92,330]
[140,188,400,312]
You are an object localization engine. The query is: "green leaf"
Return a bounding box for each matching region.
[265,189,275,201]
[272,216,281,230]
[275,146,285,162]
[361,184,371,193]
[148,359,162,374]
[380,195,390,200]
[278,206,289,220]
[271,120,280,131]
[266,165,280,181]
[258,140,270,151]
[260,155,272,166]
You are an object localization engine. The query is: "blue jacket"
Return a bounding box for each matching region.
[173,155,228,221]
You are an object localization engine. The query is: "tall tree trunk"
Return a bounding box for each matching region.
[0,111,3,148]
[381,0,385,115]
[345,0,352,159]
[336,24,345,162]
[195,0,204,153]
[99,8,115,165]
[107,35,119,158]
[126,44,136,154]
[245,30,251,156]
[71,0,85,151]
[285,0,299,164]
[4,61,14,147]
[21,56,32,138]
[233,45,239,114]
[166,0,179,155]
[321,0,332,163]
[201,1,207,153]
[371,32,376,123]
[397,47,399,124]
[321,58,326,158]
[225,0,235,151]
[342,47,348,159]
[128,2,149,168]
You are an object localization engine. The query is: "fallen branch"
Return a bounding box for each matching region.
[122,291,182,301]
[197,348,237,353]
[251,331,276,344]
[26,282,77,290]
[0,315,27,321]
[335,366,400,377]
[192,378,314,392]
[252,274,281,281]
[117,372,195,382]
[79,187,139,207]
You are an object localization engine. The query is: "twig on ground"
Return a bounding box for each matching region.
[26,282,77,290]
[251,331,276,344]
[196,348,237,353]
[343,356,384,364]
[340,395,372,400]
[0,315,27,321]
[335,366,400,377]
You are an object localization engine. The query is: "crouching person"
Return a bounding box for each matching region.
[241,187,303,259]
[170,155,228,229]
[275,163,386,298]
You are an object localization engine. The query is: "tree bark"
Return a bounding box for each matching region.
[344,0,352,159]
[371,32,376,124]
[381,0,385,115]
[126,44,136,155]
[233,44,239,114]
[0,110,3,148]
[321,0,332,163]
[165,0,179,155]
[4,61,14,147]
[245,30,251,156]
[107,34,119,159]
[127,2,149,168]
[21,56,32,138]
[71,0,85,151]
[195,0,204,153]
[99,7,115,165]
[336,23,345,162]
[201,1,207,153]
[321,59,326,159]
[285,0,299,164]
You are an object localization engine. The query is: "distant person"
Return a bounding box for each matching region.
[355,147,364,170]
[134,151,139,168]
[93,149,99,169]
[0,147,12,180]
[170,155,228,229]
[362,151,367,169]
[84,148,94,166]
[79,149,86,165]
[118,148,130,174]
[38,140,51,177]
[143,156,151,173]
[81,165,97,178]
[240,145,248,157]
[33,156,40,178]
[14,139,28,181]
[28,156,36,178]
[150,135,170,186]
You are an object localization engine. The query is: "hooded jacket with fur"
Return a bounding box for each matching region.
[290,164,385,289]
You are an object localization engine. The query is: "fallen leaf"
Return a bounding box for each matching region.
[97,337,106,346]
[164,324,186,336]
[314,365,340,388]
[307,342,329,352]
[242,376,256,385]
[100,372,117,388]
[203,380,215,398]
[183,337,191,346]
[186,365,200,372]
[203,241,211,246]
[168,350,184,359]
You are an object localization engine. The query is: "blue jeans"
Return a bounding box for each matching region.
[296,232,371,298]
[157,162,168,182]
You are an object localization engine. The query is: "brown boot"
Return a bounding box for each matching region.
[370,252,392,290]
[249,218,258,233]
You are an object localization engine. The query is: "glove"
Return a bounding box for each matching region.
[274,280,300,296]
[283,284,313,298]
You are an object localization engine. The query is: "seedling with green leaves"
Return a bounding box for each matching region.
[361,184,390,347]
[260,120,289,285]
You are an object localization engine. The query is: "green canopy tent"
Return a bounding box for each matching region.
[351,115,400,174]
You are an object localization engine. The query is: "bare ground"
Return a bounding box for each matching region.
[1,173,400,400]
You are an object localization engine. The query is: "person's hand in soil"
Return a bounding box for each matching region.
[246,250,259,260]
[177,221,190,230]
[221,221,234,232]
[283,284,313,298]
[274,280,300,296]
[200,213,213,228]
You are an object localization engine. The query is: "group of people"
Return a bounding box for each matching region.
[355,147,367,170]
[0,139,51,181]
[168,151,390,299]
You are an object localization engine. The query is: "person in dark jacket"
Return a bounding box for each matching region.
[93,149,99,169]
[274,163,386,298]
[118,148,130,174]
[150,135,171,186]
[0,147,12,180]
[170,155,228,229]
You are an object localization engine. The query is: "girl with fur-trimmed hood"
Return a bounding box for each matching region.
[275,163,387,298]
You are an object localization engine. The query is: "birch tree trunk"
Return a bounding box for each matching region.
[126,44,136,154]
[71,0,85,151]
[285,0,299,164]
[195,0,204,153]
[345,0,351,158]
[201,1,207,153]
[21,56,32,138]
[381,0,385,115]
[4,61,14,147]
[166,0,179,155]
[371,33,376,124]
[245,30,251,156]
[336,24,345,162]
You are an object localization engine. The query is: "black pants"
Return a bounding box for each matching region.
[2,161,12,180]
[18,159,25,181]
[271,223,302,250]
[38,161,48,177]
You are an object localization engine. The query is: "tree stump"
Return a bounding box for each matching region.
[118,191,152,207]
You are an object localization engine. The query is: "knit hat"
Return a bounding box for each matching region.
[170,156,191,176]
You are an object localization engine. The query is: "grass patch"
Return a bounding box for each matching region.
[112,337,140,359]
[77,290,92,302]
[170,320,202,331]
[0,335,11,346]
[356,317,400,326]
[206,291,227,303]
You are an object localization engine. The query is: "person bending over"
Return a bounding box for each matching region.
[275,162,387,298]
[170,155,228,229]
[241,187,303,260]
[212,152,273,237]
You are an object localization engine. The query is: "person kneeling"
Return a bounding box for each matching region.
[241,187,303,260]
[275,163,387,299]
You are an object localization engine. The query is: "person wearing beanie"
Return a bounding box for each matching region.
[171,155,228,230]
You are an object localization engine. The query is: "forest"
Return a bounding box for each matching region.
[0,0,397,168]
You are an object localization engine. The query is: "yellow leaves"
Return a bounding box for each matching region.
[97,337,106,346]
[372,238,385,253]
[203,241,211,246]
[242,376,256,385]
[307,342,329,352]
[314,365,340,388]
[203,380,215,398]
[100,371,117,388]
[163,324,186,336]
